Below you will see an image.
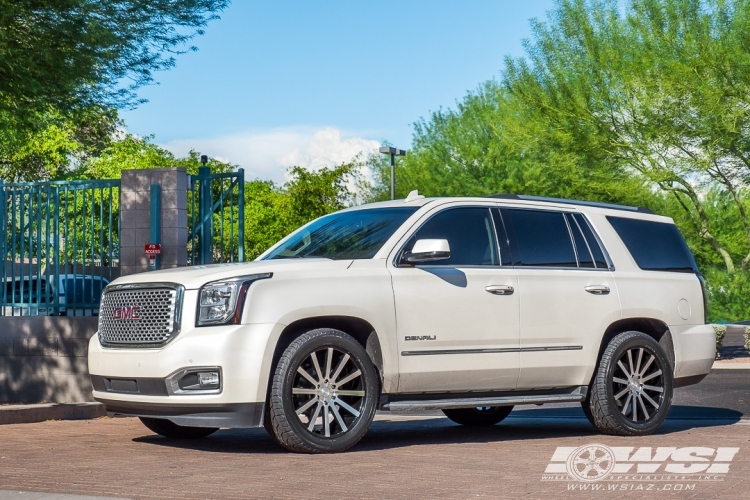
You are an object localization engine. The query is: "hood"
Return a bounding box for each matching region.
[111,258,351,289]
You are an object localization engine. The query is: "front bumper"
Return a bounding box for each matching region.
[88,317,282,428]
[98,399,264,428]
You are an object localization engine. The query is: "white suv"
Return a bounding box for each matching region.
[88,194,715,453]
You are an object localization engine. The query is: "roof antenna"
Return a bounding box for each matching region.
[405,190,424,203]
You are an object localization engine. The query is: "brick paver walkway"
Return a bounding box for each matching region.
[0,411,748,499]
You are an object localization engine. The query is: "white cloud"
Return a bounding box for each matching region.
[160,127,380,184]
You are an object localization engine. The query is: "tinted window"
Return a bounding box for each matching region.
[504,209,577,267]
[573,213,608,268]
[403,208,499,266]
[566,214,595,268]
[607,216,698,273]
[265,207,418,260]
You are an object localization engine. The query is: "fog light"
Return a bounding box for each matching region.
[168,367,222,394]
[198,372,220,388]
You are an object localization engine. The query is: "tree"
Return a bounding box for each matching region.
[369,80,662,209]
[0,106,119,181]
[503,0,750,275]
[243,162,362,259]
[0,0,228,126]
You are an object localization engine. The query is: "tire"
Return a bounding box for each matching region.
[581,397,596,427]
[139,417,219,439]
[585,331,673,436]
[266,328,379,453]
[442,405,513,426]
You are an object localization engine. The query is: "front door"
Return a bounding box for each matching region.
[389,206,520,393]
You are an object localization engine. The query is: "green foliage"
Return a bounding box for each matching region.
[0,1,226,180]
[713,324,727,359]
[243,162,360,260]
[705,268,750,323]
[369,81,662,210]
[0,106,119,181]
[73,134,233,181]
[0,1,228,128]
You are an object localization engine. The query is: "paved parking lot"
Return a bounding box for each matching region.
[0,371,748,499]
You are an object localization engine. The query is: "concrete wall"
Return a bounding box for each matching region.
[0,317,97,403]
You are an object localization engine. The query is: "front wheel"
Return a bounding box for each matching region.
[266,328,379,453]
[139,417,218,439]
[442,405,513,426]
[585,331,673,436]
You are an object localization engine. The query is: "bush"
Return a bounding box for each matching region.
[713,325,727,360]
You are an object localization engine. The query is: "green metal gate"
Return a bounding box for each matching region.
[0,179,120,316]
[188,167,245,265]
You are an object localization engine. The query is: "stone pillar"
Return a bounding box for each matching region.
[119,168,188,276]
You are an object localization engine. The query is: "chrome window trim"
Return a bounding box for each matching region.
[98,282,185,349]
[574,213,616,271]
[566,213,597,269]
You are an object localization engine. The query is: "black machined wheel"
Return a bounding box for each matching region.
[586,331,673,436]
[292,345,367,438]
[442,405,513,426]
[612,345,666,423]
[266,329,378,453]
[139,417,218,439]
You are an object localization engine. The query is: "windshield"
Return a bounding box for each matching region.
[264,207,418,260]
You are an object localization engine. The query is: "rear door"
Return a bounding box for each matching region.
[499,208,622,390]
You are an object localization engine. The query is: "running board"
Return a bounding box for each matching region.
[382,386,587,411]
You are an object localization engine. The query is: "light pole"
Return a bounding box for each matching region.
[379,146,406,200]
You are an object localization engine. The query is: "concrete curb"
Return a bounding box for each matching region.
[0,403,106,425]
[712,360,750,370]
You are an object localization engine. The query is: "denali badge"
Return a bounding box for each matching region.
[404,335,436,341]
[113,306,141,320]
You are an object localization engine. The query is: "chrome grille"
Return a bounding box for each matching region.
[98,285,182,346]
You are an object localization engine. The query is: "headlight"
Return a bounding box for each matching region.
[196,273,272,326]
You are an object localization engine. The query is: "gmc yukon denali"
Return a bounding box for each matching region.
[89,194,715,453]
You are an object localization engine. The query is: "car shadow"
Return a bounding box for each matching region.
[130,404,742,454]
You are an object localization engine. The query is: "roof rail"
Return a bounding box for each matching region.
[485,194,654,214]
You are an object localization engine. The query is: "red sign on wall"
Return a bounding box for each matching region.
[144,244,161,255]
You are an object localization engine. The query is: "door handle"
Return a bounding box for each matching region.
[485,285,514,295]
[585,285,610,295]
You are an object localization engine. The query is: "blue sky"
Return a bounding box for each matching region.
[121,0,555,182]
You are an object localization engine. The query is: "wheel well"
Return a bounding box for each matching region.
[593,318,675,381]
[269,316,384,388]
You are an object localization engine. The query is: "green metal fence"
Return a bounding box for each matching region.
[188,167,245,265]
[0,179,120,316]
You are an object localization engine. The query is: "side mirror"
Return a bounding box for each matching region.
[403,239,451,264]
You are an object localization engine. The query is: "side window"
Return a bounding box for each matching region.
[572,213,608,268]
[503,209,577,267]
[402,207,499,266]
[607,216,697,273]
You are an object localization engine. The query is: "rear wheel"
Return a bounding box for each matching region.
[139,417,218,439]
[442,405,513,426]
[266,328,379,453]
[585,331,673,436]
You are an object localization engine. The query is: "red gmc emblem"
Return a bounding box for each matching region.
[113,306,141,320]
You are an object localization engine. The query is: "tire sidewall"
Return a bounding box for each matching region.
[604,333,673,434]
[277,330,378,452]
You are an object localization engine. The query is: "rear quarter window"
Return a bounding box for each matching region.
[607,216,698,273]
